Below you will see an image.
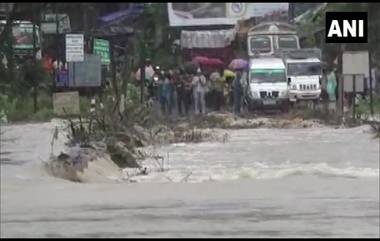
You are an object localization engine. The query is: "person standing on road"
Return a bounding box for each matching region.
[158,70,171,116]
[326,67,337,113]
[183,72,193,115]
[232,69,247,115]
[320,68,329,114]
[168,68,177,115]
[225,74,235,110]
[192,68,207,115]
[165,72,173,115]
[150,65,161,100]
[176,68,187,116]
[209,69,225,111]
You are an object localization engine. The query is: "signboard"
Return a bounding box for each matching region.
[53,91,80,115]
[66,34,84,62]
[93,38,111,65]
[343,74,365,93]
[56,70,69,87]
[167,3,288,27]
[41,14,71,34]
[0,21,41,51]
[68,54,102,87]
[342,51,369,78]
[41,22,70,34]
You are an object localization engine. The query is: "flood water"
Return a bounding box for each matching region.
[1,122,379,238]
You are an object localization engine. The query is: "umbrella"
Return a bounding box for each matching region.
[192,56,225,68]
[223,69,236,79]
[208,58,224,67]
[192,56,209,64]
[229,58,248,70]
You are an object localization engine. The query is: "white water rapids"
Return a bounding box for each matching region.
[1,120,379,238]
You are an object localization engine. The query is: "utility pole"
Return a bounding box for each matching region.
[352,75,356,120]
[83,4,88,54]
[289,3,295,23]
[110,40,119,114]
[140,31,146,104]
[32,5,38,113]
[83,4,90,97]
[121,44,129,102]
[337,44,345,118]
[55,3,60,76]
[368,51,374,116]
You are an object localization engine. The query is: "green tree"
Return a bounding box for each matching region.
[298,3,380,65]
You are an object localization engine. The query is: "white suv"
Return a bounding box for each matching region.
[247,58,289,110]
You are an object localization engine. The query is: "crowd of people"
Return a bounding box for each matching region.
[140,59,249,117]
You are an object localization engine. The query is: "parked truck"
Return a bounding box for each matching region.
[247,21,300,58]
[246,21,323,110]
[245,22,299,110]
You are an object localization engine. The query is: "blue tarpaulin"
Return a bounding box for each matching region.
[56,70,69,87]
[99,4,144,25]
[95,4,144,37]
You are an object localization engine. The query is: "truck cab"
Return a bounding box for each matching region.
[247,22,300,58]
[282,49,322,102]
[246,57,289,110]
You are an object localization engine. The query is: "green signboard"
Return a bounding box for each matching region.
[93,38,110,65]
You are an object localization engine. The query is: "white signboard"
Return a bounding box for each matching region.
[167,3,288,27]
[66,34,84,62]
[343,74,365,93]
[342,51,369,78]
[41,14,71,34]
[53,91,80,116]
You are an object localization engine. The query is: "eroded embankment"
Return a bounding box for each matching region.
[44,145,126,183]
[43,113,378,183]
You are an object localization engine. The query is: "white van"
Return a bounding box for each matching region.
[246,58,289,110]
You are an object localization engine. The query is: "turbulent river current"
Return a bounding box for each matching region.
[1,121,379,238]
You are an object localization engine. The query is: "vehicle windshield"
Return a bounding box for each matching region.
[250,69,286,83]
[278,35,298,49]
[250,36,271,53]
[287,62,321,76]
